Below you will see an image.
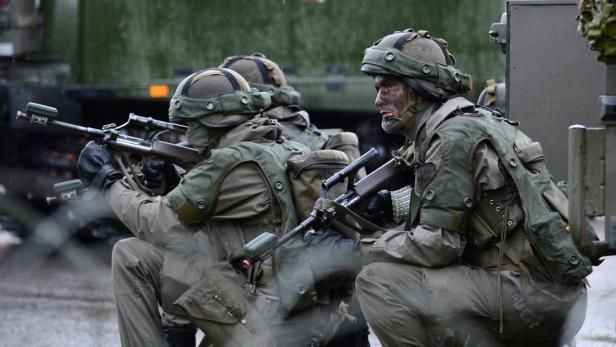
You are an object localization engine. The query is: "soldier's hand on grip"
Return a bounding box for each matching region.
[141,159,181,193]
[359,189,393,227]
[77,141,121,190]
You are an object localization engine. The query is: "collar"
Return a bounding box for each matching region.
[425,97,475,136]
[403,103,437,142]
[264,105,310,128]
[217,116,283,148]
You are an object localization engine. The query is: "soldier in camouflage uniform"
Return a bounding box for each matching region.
[220,53,329,151]
[77,67,344,347]
[222,54,370,347]
[354,29,589,346]
[220,54,364,169]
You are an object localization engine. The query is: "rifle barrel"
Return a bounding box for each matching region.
[17,111,105,137]
[273,215,317,251]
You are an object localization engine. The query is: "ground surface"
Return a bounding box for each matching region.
[0,236,615,347]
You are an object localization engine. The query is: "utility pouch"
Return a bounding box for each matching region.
[174,263,248,324]
[527,212,593,285]
[287,149,349,220]
[515,141,544,174]
[474,125,598,284]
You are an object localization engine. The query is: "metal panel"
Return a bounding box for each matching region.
[585,128,605,216]
[606,125,616,247]
[568,125,586,246]
[507,1,606,180]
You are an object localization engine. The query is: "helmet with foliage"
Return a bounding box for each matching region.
[362,29,472,101]
[220,53,301,107]
[168,67,271,128]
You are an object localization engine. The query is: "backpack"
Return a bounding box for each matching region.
[287,149,350,221]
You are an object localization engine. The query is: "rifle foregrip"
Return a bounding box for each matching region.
[243,232,279,259]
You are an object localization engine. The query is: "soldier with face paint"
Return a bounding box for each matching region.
[354,29,589,346]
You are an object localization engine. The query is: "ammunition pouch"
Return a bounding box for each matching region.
[174,263,247,324]
[172,262,276,346]
[527,213,592,285]
[424,112,595,285]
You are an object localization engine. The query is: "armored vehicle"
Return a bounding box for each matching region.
[0,0,503,210]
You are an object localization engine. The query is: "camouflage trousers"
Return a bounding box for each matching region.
[355,262,587,347]
[111,237,344,347]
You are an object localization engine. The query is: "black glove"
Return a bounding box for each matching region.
[162,324,197,347]
[360,189,393,226]
[77,141,122,190]
[304,228,361,279]
[141,159,181,193]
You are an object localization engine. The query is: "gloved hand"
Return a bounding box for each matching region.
[141,159,181,193]
[77,141,122,190]
[304,228,361,279]
[359,189,393,226]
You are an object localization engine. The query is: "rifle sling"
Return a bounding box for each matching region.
[314,198,386,235]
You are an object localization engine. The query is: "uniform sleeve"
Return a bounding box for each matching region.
[104,162,270,247]
[104,181,195,248]
[363,138,466,267]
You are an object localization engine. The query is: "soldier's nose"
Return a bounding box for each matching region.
[375,91,385,107]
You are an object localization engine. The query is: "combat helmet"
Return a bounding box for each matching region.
[220,53,301,107]
[168,67,271,128]
[362,29,472,101]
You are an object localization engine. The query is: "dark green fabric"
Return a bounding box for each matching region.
[420,112,592,284]
[166,139,320,312]
[168,89,270,122]
[362,46,471,94]
[278,121,329,151]
[250,83,301,107]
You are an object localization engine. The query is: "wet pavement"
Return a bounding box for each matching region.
[577,255,616,347]
[0,240,120,347]
[0,236,615,347]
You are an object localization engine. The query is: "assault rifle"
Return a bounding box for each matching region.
[16,102,205,194]
[243,148,407,263]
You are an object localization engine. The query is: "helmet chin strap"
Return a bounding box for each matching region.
[400,111,417,139]
[402,93,432,141]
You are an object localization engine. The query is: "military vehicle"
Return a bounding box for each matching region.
[483,0,615,257]
[0,0,503,207]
